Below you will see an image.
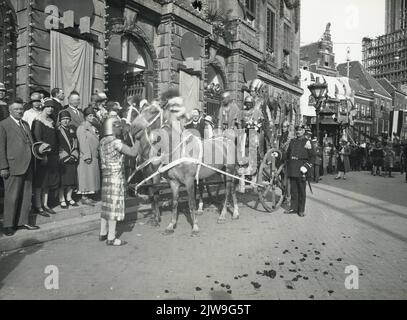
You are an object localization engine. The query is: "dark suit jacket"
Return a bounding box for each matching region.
[287,137,315,178]
[48,98,64,122]
[0,117,33,175]
[65,106,85,130]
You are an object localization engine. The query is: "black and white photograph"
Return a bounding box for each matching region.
[0,0,406,304]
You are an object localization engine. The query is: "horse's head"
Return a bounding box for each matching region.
[130,100,162,140]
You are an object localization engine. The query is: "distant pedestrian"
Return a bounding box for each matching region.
[285,125,314,217]
[383,143,395,178]
[76,107,100,206]
[312,138,322,183]
[0,100,40,236]
[322,142,331,176]
[336,139,351,180]
[371,141,384,176]
[57,110,79,209]
[99,117,141,246]
[330,145,337,174]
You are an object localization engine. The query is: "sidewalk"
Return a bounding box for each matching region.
[0,186,214,252]
[0,197,143,252]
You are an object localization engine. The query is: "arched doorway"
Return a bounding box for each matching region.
[107,32,155,106]
[0,0,16,100]
[205,63,226,124]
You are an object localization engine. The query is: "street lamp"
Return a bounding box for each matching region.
[308,77,328,143]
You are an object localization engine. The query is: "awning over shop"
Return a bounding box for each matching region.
[300,69,354,118]
[320,118,339,125]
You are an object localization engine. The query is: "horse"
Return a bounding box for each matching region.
[130,100,240,235]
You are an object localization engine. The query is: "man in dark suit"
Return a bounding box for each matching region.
[65,91,85,130]
[50,87,65,122]
[0,99,40,236]
[285,125,314,217]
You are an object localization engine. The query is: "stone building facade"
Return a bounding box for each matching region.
[1,0,303,128]
[0,0,106,105]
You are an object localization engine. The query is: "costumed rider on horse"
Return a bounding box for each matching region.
[237,95,264,192]
[249,79,275,157]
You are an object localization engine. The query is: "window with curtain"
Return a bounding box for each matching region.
[361,105,366,117]
[266,7,275,53]
[283,23,291,68]
[366,126,371,139]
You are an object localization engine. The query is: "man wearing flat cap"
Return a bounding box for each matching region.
[285,125,315,217]
[0,99,40,236]
[0,82,9,122]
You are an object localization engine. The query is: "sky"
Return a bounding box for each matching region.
[300,0,386,64]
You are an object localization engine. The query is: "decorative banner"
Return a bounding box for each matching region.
[51,31,94,108]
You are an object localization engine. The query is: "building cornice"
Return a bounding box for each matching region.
[258,70,303,96]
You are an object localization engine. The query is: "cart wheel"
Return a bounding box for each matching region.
[257,150,285,212]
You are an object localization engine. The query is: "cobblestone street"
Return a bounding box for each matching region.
[1,172,406,300]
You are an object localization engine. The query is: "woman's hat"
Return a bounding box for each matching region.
[30,92,42,103]
[59,110,71,121]
[95,92,108,102]
[106,101,122,111]
[83,106,96,117]
[0,82,6,92]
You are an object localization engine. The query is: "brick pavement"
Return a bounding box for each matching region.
[0,172,406,300]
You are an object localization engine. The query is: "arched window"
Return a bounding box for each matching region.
[205,64,225,122]
[107,33,154,105]
[0,1,16,99]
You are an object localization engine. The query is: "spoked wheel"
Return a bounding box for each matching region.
[257,149,286,212]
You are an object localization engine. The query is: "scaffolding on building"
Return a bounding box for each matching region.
[362,28,407,87]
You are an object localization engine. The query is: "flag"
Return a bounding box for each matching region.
[389,111,404,141]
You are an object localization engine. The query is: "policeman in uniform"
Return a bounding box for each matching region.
[0,83,8,122]
[285,125,314,217]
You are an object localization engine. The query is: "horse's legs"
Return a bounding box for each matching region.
[165,180,180,234]
[147,186,161,227]
[196,180,204,216]
[186,178,199,235]
[218,175,230,224]
[230,169,240,220]
[148,176,161,227]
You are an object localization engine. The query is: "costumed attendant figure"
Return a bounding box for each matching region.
[99,117,141,246]
[237,95,263,191]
